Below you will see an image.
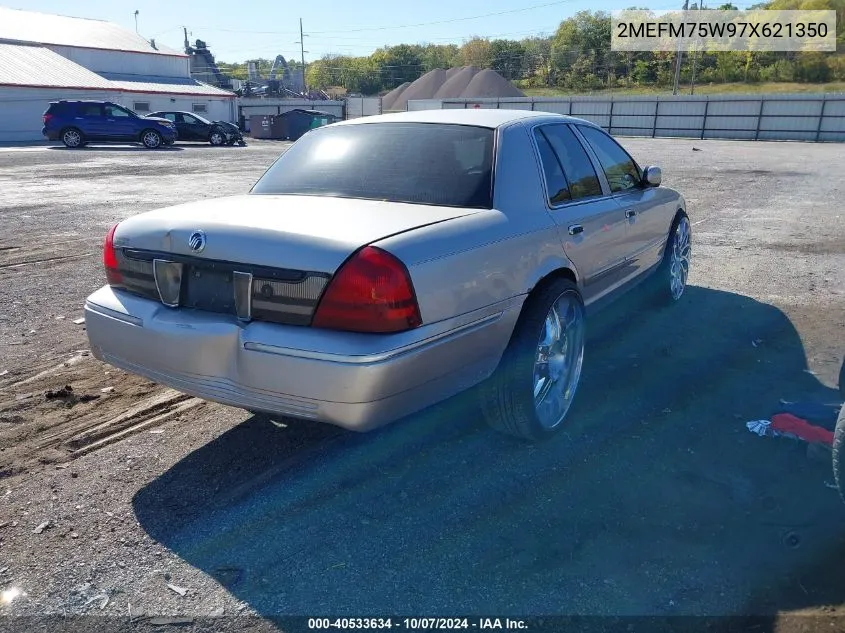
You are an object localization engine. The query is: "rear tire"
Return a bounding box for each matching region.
[832,404,845,504]
[141,129,163,149]
[61,128,84,148]
[479,278,586,441]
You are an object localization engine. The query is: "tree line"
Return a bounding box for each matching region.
[220,0,844,95]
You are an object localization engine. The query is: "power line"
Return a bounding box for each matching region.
[307,28,554,42]
[310,0,580,34]
[211,29,555,58]
[149,0,762,51]
[214,48,726,76]
[187,0,578,37]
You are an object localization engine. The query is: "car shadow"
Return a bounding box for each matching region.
[171,143,248,148]
[47,145,184,152]
[133,285,844,623]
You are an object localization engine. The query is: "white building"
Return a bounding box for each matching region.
[0,6,236,142]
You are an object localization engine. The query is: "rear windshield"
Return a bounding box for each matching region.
[250,122,495,209]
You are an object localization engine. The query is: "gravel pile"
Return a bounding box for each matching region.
[433,66,479,99]
[380,81,410,111]
[462,68,525,99]
[390,69,448,111]
[385,66,525,111]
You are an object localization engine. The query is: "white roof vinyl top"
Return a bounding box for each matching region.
[334,108,593,129]
[0,42,113,89]
[0,6,184,56]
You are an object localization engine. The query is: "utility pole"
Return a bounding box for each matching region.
[298,18,308,94]
[689,0,703,94]
[672,0,689,95]
[134,10,139,34]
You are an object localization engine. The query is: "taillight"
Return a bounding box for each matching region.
[43,113,53,125]
[312,246,422,334]
[103,223,123,286]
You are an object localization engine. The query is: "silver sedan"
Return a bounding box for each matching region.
[84,109,690,440]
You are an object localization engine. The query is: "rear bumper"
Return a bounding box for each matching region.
[84,287,522,431]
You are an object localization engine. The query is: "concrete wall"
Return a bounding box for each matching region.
[407,94,845,142]
[119,94,235,122]
[0,86,235,142]
[345,97,382,119]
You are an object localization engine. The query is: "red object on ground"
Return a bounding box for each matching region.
[770,413,834,446]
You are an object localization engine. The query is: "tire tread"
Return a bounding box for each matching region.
[480,278,583,441]
[833,405,845,504]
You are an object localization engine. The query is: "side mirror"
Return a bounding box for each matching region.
[643,165,662,187]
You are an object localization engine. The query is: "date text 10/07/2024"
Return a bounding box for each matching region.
[307,618,530,630]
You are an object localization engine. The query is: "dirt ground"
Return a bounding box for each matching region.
[0,136,843,632]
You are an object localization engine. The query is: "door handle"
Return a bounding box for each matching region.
[625,209,637,218]
[568,224,584,236]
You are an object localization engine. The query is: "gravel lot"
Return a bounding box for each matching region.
[0,136,843,631]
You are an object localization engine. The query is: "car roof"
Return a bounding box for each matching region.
[332,108,598,130]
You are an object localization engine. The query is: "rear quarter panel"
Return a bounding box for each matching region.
[375,121,575,326]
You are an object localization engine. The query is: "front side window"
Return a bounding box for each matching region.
[577,125,642,193]
[105,104,133,118]
[251,123,495,209]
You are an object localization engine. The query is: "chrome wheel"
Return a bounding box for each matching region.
[669,216,691,300]
[62,129,82,147]
[210,131,225,145]
[142,131,162,148]
[533,292,586,429]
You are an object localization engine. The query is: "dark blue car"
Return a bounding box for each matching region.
[42,100,177,149]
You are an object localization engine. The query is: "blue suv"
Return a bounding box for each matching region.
[43,100,177,149]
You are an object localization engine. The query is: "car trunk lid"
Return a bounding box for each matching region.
[109,194,480,326]
[114,194,478,272]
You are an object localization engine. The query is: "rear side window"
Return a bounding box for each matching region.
[540,124,603,201]
[79,104,102,117]
[533,130,570,204]
[251,123,495,209]
[577,125,642,193]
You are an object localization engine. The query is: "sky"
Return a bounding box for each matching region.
[17,0,720,62]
